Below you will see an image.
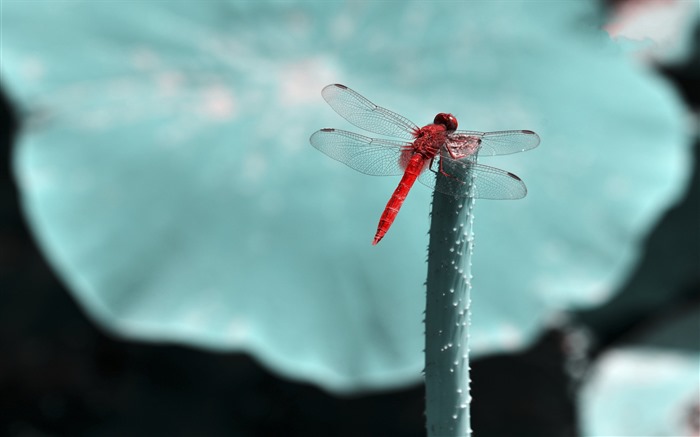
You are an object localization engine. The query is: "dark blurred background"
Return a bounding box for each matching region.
[1,6,698,437]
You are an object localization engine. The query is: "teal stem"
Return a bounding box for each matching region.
[425,172,475,437]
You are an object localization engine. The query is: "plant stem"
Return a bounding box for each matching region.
[425,171,475,437]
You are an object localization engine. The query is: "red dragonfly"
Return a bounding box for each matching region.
[310,84,539,245]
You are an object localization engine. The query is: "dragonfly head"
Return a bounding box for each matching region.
[434,113,458,131]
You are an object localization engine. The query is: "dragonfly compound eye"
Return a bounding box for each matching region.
[434,113,458,131]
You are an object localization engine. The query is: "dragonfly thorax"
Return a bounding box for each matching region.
[433,113,458,131]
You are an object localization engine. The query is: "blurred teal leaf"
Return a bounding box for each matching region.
[579,307,700,436]
[1,1,692,392]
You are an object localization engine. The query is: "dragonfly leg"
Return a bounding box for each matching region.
[438,157,467,186]
[445,146,460,160]
[428,157,439,174]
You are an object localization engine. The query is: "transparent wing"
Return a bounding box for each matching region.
[448,130,540,157]
[418,152,527,199]
[310,128,414,176]
[321,84,419,141]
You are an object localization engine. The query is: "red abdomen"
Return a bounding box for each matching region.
[372,153,427,245]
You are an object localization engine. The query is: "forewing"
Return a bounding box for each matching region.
[418,152,527,199]
[321,84,419,141]
[310,128,412,176]
[450,130,540,157]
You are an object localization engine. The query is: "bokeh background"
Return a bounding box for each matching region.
[1,1,698,436]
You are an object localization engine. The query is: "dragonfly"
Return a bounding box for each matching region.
[310,84,539,245]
